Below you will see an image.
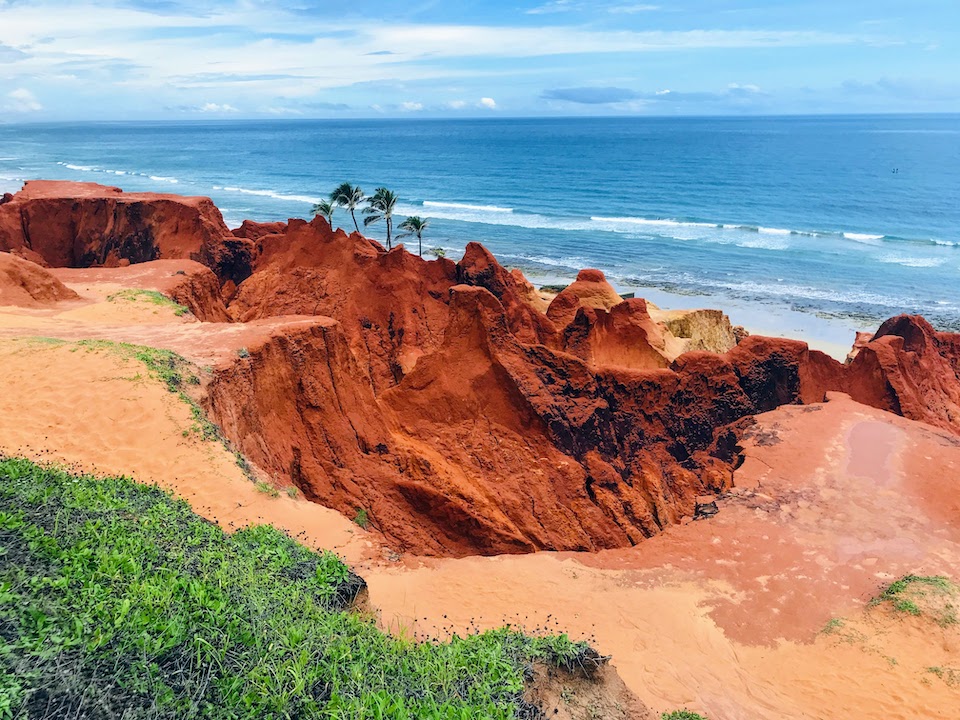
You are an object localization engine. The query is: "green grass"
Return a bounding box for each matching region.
[255,480,280,498]
[662,712,707,720]
[107,289,190,317]
[871,575,959,626]
[0,458,594,719]
[353,508,370,530]
[820,617,845,635]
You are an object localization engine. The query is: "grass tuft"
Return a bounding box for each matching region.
[0,458,594,719]
[662,712,708,720]
[255,480,280,498]
[871,574,959,626]
[107,289,190,317]
[353,508,370,529]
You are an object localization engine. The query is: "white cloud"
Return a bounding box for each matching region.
[655,88,671,95]
[262,106,304,115]
[0,1,890,117]
[609,4,661,13]
[527,0,575,14]
[727,83,761,93]
[529,2,660,14]
[400,101,423,111]
[5,88,42,112]
[198,102,238,113]
[479,97,497,109]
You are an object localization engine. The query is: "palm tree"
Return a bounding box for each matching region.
[398,216,430,257]
[312,199,335,226]
[363,187,399,249]
[331,182,365,233]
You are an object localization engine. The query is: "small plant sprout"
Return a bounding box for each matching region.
[353,508,370,529]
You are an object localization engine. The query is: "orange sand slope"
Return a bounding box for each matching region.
[371,395,960,718]
[0,261,958,719]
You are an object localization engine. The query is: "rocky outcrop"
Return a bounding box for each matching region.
[141,260,231,322]
[845,331,874,364]
[0,181,254,286]
[456,243,557,344]
[205,283,870,556]
[231,219,288,240]
[546,269,624,329]
[561,299,671,370]
[845,315,960,433]
[0,252,80,307]
[229,217,458,393]
[655,307,739,356]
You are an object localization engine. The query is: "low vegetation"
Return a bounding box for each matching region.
[662,712,707,720]
[925,665,960,687]
[353,507,370,529]
[871,574,958,627]
[106,289,190,317]
[0,458,596,719]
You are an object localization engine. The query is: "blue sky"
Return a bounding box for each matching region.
[0,0,957,120]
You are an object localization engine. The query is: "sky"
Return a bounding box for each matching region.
[0,0,958,121]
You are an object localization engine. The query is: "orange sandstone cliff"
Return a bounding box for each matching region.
[4,180,960,556]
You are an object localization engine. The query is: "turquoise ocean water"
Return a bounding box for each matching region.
[1,115,958,339]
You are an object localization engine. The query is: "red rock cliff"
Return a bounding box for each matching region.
[9,181,960,556]
[0,181,253,287]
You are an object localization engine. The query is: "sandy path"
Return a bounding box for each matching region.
[0,263,326,366]
[0,339,377,564]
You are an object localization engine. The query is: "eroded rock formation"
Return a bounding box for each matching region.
[0,251,80,306]
[0,181,254,286]
[8,180,960,556]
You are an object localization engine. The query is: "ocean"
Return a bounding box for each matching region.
[2,115,958,351]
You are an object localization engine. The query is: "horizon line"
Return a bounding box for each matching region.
[2,111,960,126]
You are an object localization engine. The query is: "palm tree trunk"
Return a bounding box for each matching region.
[418,232,422,257]
[351,209,359,233]
[386,217,392,250]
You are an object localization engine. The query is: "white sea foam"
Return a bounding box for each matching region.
[223,186,320,204]
[843,232,884,243]
[60,162,95,172]
[757,226,792,236]
[498,253,587,269]
[424,200,514,213]
[877,254,945,268]
[149,175,179,184]
[736,236,790,250]
[591,216,714,229]
[713,277,909,308]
